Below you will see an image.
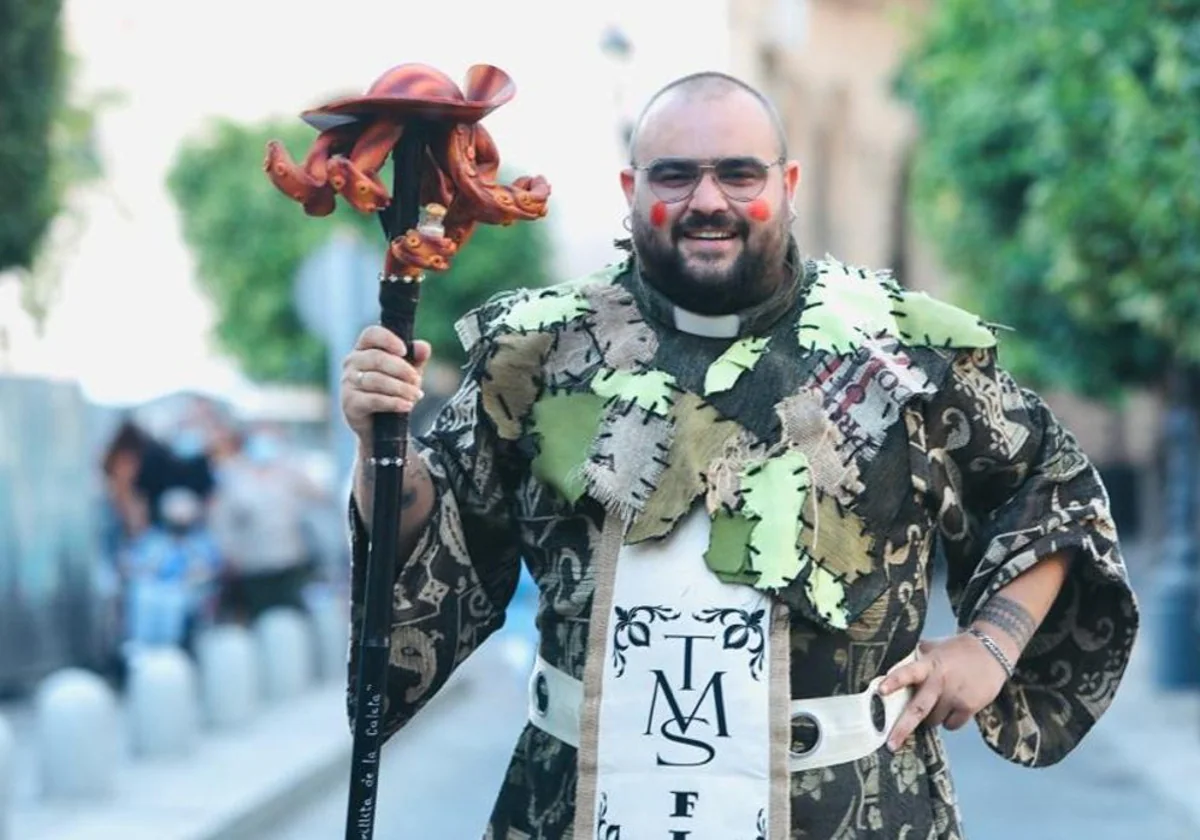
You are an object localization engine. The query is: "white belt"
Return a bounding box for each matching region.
[527,652,915,773]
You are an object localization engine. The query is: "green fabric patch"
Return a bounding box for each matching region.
[805,561,849,630]
[893,291,997,349]
[705,508,757,578]
[704,336,771,396]
[739,450,811,590]
[591,369,677,416]
[563,260,627,289]
[797,268,897,356]
[529,391,608,504]
[628,392,743,543]
[498,290,592,333]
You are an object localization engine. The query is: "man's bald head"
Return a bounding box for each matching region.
[628,71,789,164]
[618,70,801,317]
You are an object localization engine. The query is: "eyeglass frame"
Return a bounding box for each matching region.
[628,155,788,204]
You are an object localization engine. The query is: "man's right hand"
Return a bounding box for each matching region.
[341,326,432,442]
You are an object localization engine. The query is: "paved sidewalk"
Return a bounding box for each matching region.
[1081,569,1200,830]
[6,681,354,840]
[265,634,532,839]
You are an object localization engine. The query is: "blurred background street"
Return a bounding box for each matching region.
[2,0,1200,838]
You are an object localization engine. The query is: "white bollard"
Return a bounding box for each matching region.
[33,668,120,799]
[253,608,313,702]
[305,594,350,683]
[126,647,200,759]
[194,624,259,729]
[0,712,13,840]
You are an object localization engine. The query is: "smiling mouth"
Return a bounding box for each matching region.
[681,230,739,241]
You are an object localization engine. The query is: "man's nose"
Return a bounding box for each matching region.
[688,171,729,214]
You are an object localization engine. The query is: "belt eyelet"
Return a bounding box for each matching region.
[870,691,886,734]
[533,672,550,716]
[789,711,822,759]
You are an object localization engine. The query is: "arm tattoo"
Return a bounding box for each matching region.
[976,595,1037,651]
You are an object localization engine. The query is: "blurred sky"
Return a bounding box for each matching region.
[0,0,737,407]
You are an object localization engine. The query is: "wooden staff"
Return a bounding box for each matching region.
[346,123,429,840]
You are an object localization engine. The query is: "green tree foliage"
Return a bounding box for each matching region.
[0,0,65,273]
[167,117,555,385]
[895,0,1199,399]
[1,0,115,324]
[18,52,116,324]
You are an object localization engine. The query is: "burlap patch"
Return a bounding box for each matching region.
[774,390,865,507]
[583,403,675,522]
[704,428,767,515]
[480,331,553,440]
[586,282,658,369]
[627,392,743,543]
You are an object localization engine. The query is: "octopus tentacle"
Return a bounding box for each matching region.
[437,124,550,225]
[418,142,455,210]
[263,125,357,217]
[326,119,406,213]
[387,225,459,279]
[443,214,477,251]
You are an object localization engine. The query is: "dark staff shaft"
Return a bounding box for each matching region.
[345,124,427,840]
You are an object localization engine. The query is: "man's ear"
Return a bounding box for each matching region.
[783,160,801,203]
[620,168,636,206]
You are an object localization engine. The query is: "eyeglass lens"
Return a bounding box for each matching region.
[645,157,772,202]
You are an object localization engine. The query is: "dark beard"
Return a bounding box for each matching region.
[631,210,784,316]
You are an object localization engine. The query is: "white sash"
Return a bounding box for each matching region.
[585,507,776,839]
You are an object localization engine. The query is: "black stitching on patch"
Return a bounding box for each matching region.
[495,393,514,421]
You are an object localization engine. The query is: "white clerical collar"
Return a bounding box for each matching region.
[671,307,741,338]
[626,242,809,340]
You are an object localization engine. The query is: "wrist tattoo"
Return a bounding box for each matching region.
[976,595,1037,651]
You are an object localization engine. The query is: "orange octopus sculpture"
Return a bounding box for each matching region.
[264,63,550,279]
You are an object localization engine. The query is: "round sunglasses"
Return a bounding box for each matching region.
[631,155,785,203]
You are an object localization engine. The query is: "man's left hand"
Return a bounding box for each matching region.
[877,632,1010,752]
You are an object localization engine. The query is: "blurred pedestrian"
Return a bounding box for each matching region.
[100,419,155,550]
[121,487,222,652]
[209,427,320,624]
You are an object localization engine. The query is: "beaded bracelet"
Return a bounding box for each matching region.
[367,456,405,468]
[966,627,1015,679]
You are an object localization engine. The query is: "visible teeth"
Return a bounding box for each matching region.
[687,232,735,240]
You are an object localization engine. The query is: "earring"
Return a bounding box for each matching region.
[622,215,633,232]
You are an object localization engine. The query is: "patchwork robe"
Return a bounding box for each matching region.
[346,250,1138,839]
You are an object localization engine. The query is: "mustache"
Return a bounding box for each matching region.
[674,211,749,238]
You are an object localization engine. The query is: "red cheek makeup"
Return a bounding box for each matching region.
[650,201,669,228]
[746,198,772,223]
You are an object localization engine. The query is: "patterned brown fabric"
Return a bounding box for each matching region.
[346,250,1138,839]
